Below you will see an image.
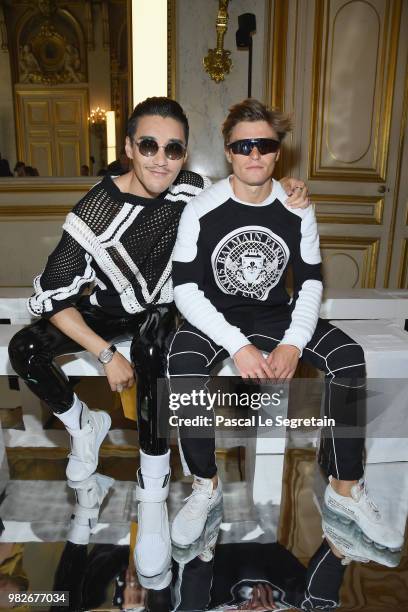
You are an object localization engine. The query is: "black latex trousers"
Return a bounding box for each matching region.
[8,298,177,455]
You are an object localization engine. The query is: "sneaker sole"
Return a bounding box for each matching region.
[324,497,403,552]
[66,411,112,481]
[323,505,403,562]
[136,566,172,590]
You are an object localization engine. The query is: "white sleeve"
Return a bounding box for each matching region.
[279,206,323,354]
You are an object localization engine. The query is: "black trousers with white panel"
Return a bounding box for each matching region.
[168,310,366,481]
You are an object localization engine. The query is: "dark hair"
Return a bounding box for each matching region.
[25,165,39,176]
[14,161,25,171]
[127,97,189,144]
[222,98,292,145]
[0,158,12,177]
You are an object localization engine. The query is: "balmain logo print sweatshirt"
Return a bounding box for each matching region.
[172,177,323,356]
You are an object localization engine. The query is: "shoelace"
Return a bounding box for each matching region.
[198,547,214,562]
[182,481,212,518]
[357,482,381,521]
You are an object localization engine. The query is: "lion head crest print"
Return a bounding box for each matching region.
[211,225,290,300]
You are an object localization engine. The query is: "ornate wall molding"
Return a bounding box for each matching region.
[15,6,86,85]
[313,194,384,225]
[320,236,380,288]
[309,0,402,181]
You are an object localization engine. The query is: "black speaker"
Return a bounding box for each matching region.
[236,13,256,48]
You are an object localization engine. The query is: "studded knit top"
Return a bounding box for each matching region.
[28,171,210,318]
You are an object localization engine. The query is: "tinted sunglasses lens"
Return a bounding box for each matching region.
[230,141,252,155]
[164,142,185,160]
[137,139,159,156]
[257,139,280,154]
[229,139,280,155]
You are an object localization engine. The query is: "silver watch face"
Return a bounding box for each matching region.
[99,347,114,364]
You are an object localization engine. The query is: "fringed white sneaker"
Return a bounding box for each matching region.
[67,473,114,545]
[171,476,223,549]
[65,403,111,481]
[134,468,172,590]
[324,477,404,552]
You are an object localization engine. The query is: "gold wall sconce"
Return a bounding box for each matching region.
[203,0,232,83]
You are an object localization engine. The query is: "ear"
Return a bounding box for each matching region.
[125,136,134,160]
[224,147,232,164]
[275,148,281,162]
[183,149,188,163]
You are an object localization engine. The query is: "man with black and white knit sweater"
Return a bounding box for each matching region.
[8,97,311,590]
[169,99,403,557]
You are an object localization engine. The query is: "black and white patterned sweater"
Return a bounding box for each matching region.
[28,171,211,318]
[172,177,323,356]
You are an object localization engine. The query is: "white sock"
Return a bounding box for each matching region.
[55,395,83,430]
[140,449,170,479]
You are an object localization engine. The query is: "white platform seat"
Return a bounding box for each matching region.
[0,289,408,497]
[330,320,408,464]
[213,357,288,510]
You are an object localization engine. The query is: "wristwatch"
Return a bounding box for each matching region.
[98,344,117,364]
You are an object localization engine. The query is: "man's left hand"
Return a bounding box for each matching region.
[280,177,310,209]
[267,344,300,381]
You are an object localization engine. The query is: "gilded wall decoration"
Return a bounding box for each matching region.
[203,0,232,83]
[16,3,86,85]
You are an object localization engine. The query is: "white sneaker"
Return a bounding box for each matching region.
[67,473,114,545]
[324,477,404,552]
[322,505,402,567]
[172,479,223,565]
[65,403,111,481]
[134,468,172,589]
[171,476,223,549]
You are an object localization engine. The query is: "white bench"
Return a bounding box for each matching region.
[1,290,408,515]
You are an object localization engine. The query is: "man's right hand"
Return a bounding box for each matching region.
[103,352,135,392]
[233,345,275,380]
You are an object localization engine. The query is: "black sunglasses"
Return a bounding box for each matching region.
[133,137,186,160]
[227,138,280,156]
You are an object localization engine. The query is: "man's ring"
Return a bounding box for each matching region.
[117,384,124,393]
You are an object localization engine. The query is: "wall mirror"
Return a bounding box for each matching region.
[0,0,175,183]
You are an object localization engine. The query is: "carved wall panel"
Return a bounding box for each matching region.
[56,141,81,176]
[320,236,380,288]
[309,0,402,181]
[268,0,407,289]
[14,3,87,86]
[313,195,384,225]
[28,142,53,177]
